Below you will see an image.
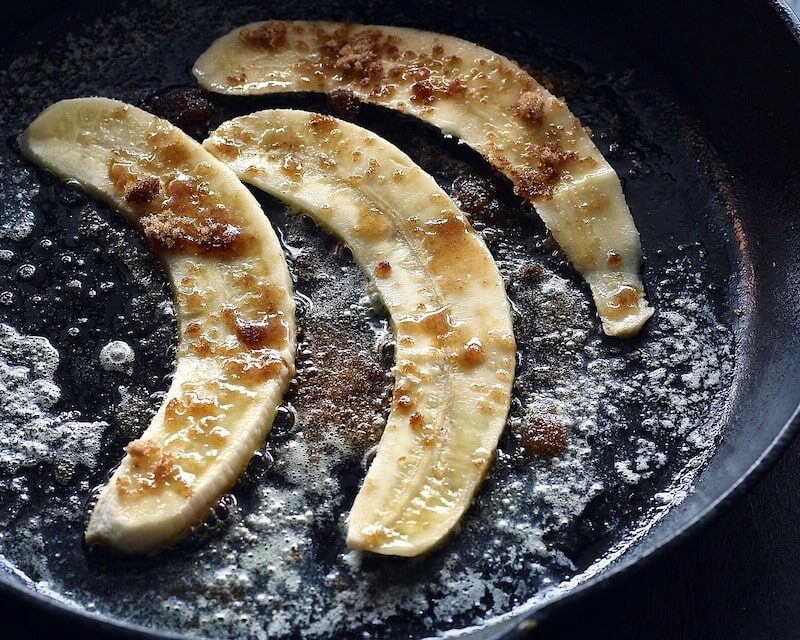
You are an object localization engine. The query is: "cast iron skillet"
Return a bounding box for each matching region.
[1,1,799,638]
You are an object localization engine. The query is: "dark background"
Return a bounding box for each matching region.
[2,2,800,639]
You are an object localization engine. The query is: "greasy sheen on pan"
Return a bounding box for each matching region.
[204,109,516,556]
[22,97,296,554]
[193,20,654,337]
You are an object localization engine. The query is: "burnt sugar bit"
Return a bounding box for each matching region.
[144,88,218,139]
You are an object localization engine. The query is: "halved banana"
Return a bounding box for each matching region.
[204,109,516,556]
[22,98,296,554]
[193,21,654,337]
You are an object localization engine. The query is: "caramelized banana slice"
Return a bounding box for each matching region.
[194,21,654,337]
[204,110,516,556]
[22,98,296,554]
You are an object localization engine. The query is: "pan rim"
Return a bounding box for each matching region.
[2,1,800,639]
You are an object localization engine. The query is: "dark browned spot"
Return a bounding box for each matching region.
[126,439,160,462]
[374,261,392,278]
[221,307,288,350]
[186,321,202,337]
[395,393,414,412]
[223,350,286,382]
[353,205,390,240]
[603,285,643,321]
[281,155,304,180]
[425,215,466,238]
[226,72,247,86]
[409,412,424,430]
[164,394,219,433]
[607,252,623,268]
[124,176,160,205]
[459,338,486,367]
[116,440,190,497]
[212,139,240,160]
[412,307,453,340]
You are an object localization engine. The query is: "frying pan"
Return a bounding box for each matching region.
[1,0,799,638]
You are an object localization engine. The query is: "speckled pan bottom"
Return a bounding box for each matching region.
[0,1,740,638]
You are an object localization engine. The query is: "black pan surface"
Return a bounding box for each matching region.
[0,1,798,639]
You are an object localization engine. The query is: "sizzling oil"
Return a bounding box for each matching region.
[0,1,739,639]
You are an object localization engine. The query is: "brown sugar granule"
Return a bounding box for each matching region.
[514,141,579,200]
[327,89,361,121]
[239,21,288,50]
[519,405,569,458]
[324,28,399,86]
[293,318,392,451]
[124,176,160,205]
[515,91,545,126]
[374,261,392,278]
[409,412,424,430]
[141,210,243,255]
[518,261,544,281]
[308,112,336,133]
[335,32,383,81]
